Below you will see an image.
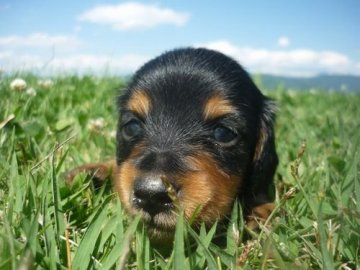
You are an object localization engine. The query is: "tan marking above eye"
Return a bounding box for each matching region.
[127,90,151,117]
[203,93,236,121]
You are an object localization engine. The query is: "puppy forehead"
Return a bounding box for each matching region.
[126,87,236,121]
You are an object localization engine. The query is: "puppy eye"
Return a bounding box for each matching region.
[122,120,143,140]
[213,126,237,144]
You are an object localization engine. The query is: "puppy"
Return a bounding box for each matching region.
[65,48,278,243]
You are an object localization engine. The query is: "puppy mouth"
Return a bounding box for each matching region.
[132,201,178,232]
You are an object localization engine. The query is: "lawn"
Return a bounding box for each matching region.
[0,74,359,269]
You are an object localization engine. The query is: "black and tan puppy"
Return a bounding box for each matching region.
[66,48,278,243]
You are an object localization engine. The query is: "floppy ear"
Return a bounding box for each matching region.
[244,98,278,228]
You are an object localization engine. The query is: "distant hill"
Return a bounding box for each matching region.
[253,74,360,92]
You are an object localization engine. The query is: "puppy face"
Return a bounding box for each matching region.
[113,48,277,240]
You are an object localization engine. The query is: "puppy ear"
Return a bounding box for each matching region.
[244,98,278,225]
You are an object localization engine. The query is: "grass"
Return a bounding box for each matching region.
[0,74,359,269]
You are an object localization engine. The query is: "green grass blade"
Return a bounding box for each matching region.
[187,226,218,270]
[72,196,111,269]
[50,153,65,244]
[226,199,243,256]
[7,153,18,225]
[193,222,218,269]
[1,218,16,270]
[100,215,141,269]
[317,204,335,270]
[173,212,186,270]
[135,222,151,270]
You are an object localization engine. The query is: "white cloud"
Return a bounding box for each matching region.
[277,36,290,47]
[78,2,190,30]
[1,39,359,77]
[0,52,47,71]
[49,54,149,72]
[0,52,149,74]
[0,50,13,59]
[197,40,360,77]
[0,33,80,48]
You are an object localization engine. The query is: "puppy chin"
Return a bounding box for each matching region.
[131,207,178,242]
[147,226,176,246]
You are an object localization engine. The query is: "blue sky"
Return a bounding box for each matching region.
[1,0,359,77]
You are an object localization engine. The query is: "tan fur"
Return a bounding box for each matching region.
[246,202,274,230]
[203,93,236,121]
[64,160,116,185]
[113,144,145,212]
[114,161,136,211]
[127,90,151,117]
[253,123,267,161]
[182,153,242,224]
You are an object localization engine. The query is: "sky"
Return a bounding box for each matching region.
[0,0,359,77]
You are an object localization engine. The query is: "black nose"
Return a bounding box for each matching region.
[133,176,173,215]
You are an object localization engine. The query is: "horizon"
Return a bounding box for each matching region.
[1,1,359,77]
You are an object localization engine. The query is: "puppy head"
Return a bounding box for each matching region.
[114,48,277,241]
